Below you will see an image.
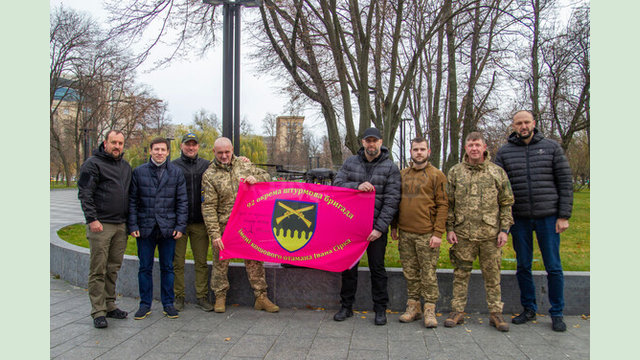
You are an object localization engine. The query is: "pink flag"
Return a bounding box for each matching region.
[220,181,374,272]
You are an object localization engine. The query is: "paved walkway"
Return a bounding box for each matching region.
[50,189,590,359]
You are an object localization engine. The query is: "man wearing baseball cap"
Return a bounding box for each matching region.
[172,133,215,311]
[332,127,401,325]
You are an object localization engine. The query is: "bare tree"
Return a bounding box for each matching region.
[50,6,99,185]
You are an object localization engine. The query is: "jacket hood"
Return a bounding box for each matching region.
[93,141,124,161]
[357,145,391,163]
[507,128,544,146]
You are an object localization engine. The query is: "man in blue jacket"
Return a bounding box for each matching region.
[332,127,401,326]
[494,110,573,332]
[128,137,188,320]
[77,130,131,329]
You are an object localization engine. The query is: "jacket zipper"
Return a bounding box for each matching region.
[525,144,534,217]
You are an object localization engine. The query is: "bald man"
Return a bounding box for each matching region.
[201,138,279,313]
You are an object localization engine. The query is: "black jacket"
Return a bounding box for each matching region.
[334,146,402,233]
[77,142,132,224]
[172,153,210,224]
[494,129,573,219]
[128,159,188,239]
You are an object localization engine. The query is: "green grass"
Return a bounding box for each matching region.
[57,190,589,271]
[50,181,77,189]
[362,190,589,271]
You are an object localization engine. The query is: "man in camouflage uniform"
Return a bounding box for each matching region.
[391,137,448,328]
[444,132,514,332]
[201,137,279,313]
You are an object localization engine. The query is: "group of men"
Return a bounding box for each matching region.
[331,110,572,333]
[78,132,278,329]
[77,109,572,333]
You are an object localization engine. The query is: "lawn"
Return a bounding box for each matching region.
[57,190,589,271]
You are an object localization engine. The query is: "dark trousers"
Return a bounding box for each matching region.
[340,231,388,312]
[137,225,176,308]
[511,216,565,316]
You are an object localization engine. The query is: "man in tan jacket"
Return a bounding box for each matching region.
[391,137,448,328]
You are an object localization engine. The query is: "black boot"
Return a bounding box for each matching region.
[512,308,536,324]
[333,307,353,321]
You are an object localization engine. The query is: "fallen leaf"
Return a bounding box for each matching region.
[224,337,231,341]
[573,324,581,328]
[436,313,442,317]
[581,314,590,320]
[466,329,472,333]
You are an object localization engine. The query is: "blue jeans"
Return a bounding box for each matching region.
[511,216,564,316]
[137,225,176,308]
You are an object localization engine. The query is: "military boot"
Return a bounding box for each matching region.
[254,294,280,313]
[490,312,510,332]
[214,295,226,313]
[174,296,185,312]
[399,299,422,323]
[197,297,215,312]
[444,311,465,327]
[423,303,438,328]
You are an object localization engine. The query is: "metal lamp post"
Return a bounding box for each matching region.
[203,0,263,156]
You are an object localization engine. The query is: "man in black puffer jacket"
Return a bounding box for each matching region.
[332,127,401,326]
[171,133,214,312]
[494,110,573,332]
[78,130,132,329]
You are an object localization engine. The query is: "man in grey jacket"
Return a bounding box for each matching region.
[332,127,401,326]
[494,110,573,332]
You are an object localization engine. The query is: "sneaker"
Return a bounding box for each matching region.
[197,297,214,312]
[93,316,108,328]
[106,308,128,319]
[444,312,465,327]
[512,308,536,324]
[551,316,567,332]
[134,306,151,320]
[175,296,185,312]
[163,305,179,319]
[333,307,353,321]
[374,310,387,326]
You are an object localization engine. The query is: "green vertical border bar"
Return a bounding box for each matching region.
[592,0,638,357]
[0,1,49,358]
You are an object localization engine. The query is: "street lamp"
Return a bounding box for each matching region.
[203,0,263,156]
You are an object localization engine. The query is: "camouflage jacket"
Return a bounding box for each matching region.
[201,156,270,240]
[446,152,514,241]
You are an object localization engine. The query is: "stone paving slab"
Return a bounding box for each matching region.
[51,275,589,359]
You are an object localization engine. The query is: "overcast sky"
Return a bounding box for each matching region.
[50,0,314,136]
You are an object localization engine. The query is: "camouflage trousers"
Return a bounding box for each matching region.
[449,237,503,313]
[211,245,268,299]
[398,230,440,304]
